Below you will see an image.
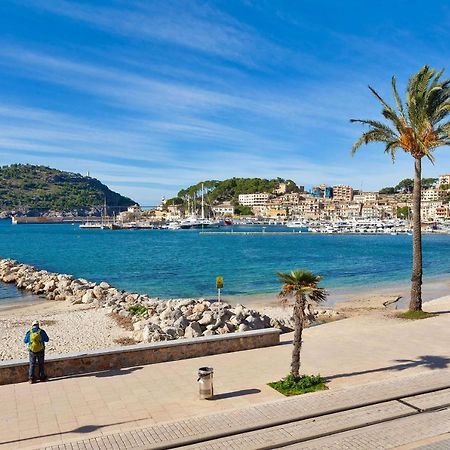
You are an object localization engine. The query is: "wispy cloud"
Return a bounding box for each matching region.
[23,0,287,68]
[1,1,450,203]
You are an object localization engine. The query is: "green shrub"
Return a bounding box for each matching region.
[268,374,327,396]
[128,305,148,316]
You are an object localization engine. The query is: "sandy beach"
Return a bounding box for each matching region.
[1,270,449,362]
[0,301,131,361]
[0,260,450,360]
[227,275,450,310]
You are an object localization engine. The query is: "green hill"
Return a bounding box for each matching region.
[167,177,300,208]
[0,164,136,213]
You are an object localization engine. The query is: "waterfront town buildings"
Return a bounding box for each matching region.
[230,175,450,222]
[152,174,450,223]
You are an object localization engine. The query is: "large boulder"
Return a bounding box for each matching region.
[184,321,202,338]
[92,285,104,300]
[198,312,214,326]
[82,290,95,304]
[173,316,189,331]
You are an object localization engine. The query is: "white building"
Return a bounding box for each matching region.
[212,203,235,216]
[421,188,442,202]
[353,192,379,203]
[421,201,445,221]
[238,193,270,206]
[438,174,450,186]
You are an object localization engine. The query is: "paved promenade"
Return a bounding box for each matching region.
[30,369,450,449]
[1,295,450,449]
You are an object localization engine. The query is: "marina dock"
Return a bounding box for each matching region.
[200,230,304,235]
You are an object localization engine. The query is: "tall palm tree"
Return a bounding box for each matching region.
[351,66,450,311]
[277,270,327,378]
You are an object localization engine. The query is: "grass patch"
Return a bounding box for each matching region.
[268,374,328,396]
[128,305,148,316]
[397,310,437,320]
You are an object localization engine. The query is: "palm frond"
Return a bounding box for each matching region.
[391,76,406,119]
[276,270,327,305]
[352,65,450,160]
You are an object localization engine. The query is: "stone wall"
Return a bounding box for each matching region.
[0,328,280,385]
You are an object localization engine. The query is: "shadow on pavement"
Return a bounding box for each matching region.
[0,418,147,445]
[51,366,144,381]
[213,388,261,400]
[326,355,450,381]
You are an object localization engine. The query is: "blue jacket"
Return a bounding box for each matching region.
[24,327,49,351]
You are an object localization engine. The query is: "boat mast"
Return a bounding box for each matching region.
[201,183,205,220]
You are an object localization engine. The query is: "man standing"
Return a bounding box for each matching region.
[24,320,49,384]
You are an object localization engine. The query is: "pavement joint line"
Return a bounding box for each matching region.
[186,403,450,450]
[142,384,450,450]
[397,398,424,412]
[34,382,450,450]
[243,410,420,450]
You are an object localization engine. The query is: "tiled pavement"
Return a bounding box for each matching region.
[3,296,450,450]
[30,368,450,450]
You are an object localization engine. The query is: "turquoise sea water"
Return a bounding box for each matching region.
[0,219,450,301]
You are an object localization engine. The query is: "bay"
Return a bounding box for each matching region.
[0,219,450,301]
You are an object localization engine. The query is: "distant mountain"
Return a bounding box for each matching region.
[0,164,136,214]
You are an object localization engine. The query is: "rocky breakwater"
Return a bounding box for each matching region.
[0,258,340,344]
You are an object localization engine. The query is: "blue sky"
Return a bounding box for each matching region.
[1,0,450,205]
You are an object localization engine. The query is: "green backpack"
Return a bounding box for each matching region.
[29,329,44,353]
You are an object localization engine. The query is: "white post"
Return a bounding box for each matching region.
[218,288,221,303]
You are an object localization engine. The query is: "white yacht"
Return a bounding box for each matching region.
[179,183,221,229]
[79,222,104,229]
[286,220,305,228]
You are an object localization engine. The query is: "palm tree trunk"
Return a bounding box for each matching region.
[409,157,423,311]
[291,294,305,378]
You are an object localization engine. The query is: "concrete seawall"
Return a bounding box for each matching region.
[0,328,280,385]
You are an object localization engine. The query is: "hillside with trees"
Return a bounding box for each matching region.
[379,178,438,194]
[166,177,300,211]
[0,164,136,214]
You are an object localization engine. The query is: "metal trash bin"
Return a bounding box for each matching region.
[198,367,214,399]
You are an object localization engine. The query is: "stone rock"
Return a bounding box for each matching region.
[82,290,95,304]
[198,312,214,326]
[238,323,250,332]
[245,314,265,330]
[43,280,56,292]
[173,316,189,331]
[118,309,130,318]
[184,321,202,338]
[99,281,110,289]
[192,303,206,314]
[92,285,104,299]
[162,326,178,338]
[142,324,162,342]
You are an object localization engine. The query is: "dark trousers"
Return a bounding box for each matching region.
[28,350,45,380]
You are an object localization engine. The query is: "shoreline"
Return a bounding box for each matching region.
[1,256,448,362]
[222,274,450,309]
[2,271,449,312]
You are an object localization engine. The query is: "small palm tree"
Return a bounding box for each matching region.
[277,270,327,378]
[351,66,450,311]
